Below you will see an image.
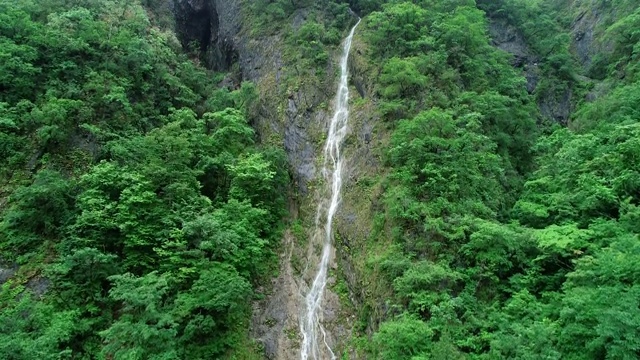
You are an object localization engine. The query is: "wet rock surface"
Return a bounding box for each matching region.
[251,231,304,360]
[171,3,373,358]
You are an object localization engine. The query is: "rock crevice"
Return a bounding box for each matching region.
[173,0,240,71]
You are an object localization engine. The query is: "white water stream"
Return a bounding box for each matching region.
[300,19,360,360]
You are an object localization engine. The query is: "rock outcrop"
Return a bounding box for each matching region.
[174,0,322,195]
[488,17,573,123]
[488,19,540,94]
[173,0,240,71]
[572,9,600,69]
[0,258,17,286]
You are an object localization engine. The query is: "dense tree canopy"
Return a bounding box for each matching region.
[353,1,640,359]
[1,0,639,359]
[0,0,287,358]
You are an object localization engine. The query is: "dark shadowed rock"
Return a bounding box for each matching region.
[26,276,50,298]
[571,9,599,69]
[0,258,17,285]
[284,101,317,194]
[173,0,241,71]
[489,19,532,61]
[487,17,575,123]
[488,18,540,95]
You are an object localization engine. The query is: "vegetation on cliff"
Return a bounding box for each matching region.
[0,0,286,358]
[346,1,640,359]
[1,0,639,359]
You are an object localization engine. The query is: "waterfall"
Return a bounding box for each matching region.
[300,19,361,360]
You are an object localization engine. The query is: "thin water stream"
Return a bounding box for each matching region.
[300,19,361,360]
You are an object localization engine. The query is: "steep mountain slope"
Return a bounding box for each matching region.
[1,0,639,359]
[230,1,640,358]
[0,0,288,358]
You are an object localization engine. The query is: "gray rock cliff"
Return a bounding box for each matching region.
[173,0,241,71]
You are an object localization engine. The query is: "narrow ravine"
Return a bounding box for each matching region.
[300,19,361,360]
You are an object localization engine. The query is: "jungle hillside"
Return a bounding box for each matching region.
[1,0,639,359]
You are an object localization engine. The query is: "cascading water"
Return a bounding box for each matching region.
[300,19,361,360]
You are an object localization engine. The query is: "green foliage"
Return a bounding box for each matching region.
[0,0,288,358]
[486,290,560,359]
[173,262,253,357]
[0,290,79,360]
[361,1,640,360]
[379,57,428,100]
[100,272,179,360]
[607,9,640,82]
[371,315,432,359]
[250,0,296,25]
[364,0,537,171]
[2,0,639,359]
[557,235,640,359]
[293,21,331,66]
[477,0,580,120]
[386,108,505,251]
[366,2,431,58]
[0,0,224,178]
[1,170,74,257]
[346,0,382,14]
[571,81,640,131]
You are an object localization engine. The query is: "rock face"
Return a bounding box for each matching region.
[487,4,615,123]
[572,9,600,69]
[251,231,304,360]
[488,17,573,123]
[173,0,285,81]
[174,0,318,193]
[0,259,49,296]
[173,0,241,71]
[0,258,17,285]
[283,96,319,195]
[488,19,540,94]
[570,5,616,71]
